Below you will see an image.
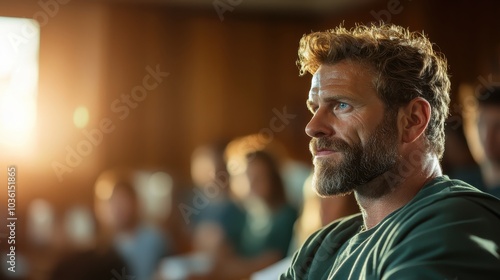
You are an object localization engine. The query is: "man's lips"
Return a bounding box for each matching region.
[314,149,338,157]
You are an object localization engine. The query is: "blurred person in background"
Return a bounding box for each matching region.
[457,85,500,198]
[210,150,297,279]
[158,142,247,280]
[229,134,311,211]
[93,169,171,280]
[237,150,297,261]
[50,172,132,280]
[181,150,297,280]
[160,139,301,280]
[189,142,246,257]
[49,204,114,280]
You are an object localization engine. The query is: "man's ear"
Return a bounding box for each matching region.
[398,97,431,144]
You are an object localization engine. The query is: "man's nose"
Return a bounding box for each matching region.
[305,108,335,138]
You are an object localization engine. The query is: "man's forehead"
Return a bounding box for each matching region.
[311,64,350,84]
[308,62,375,99]
[308,60,380,103]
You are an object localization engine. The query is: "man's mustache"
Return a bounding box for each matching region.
[309,137,351,154]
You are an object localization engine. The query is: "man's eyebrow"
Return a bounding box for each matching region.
[311,93,357,105]
[322,94,356,103]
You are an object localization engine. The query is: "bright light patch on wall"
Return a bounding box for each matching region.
[0,17,39,149]
[73,106,89,128]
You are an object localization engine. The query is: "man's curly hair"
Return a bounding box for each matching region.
[298,23,451,158]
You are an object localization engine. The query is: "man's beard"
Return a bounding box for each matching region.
[310,112,399,198]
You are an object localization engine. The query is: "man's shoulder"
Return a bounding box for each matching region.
[391,176,500,229]
[373,178,500,279]
[408,176,500,215]
[368,176,500,266]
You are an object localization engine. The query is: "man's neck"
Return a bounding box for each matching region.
[355,154,442,230]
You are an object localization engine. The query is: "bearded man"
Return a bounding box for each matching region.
[281,23,500,279]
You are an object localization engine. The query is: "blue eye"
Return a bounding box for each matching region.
[336,102,350,111]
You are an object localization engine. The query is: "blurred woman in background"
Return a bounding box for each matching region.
[200,150,297,280]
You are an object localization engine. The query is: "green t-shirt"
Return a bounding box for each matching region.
[281,176,500,280]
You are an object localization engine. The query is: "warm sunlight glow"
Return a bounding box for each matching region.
[0,17,39,149]
[73,106,89,128]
